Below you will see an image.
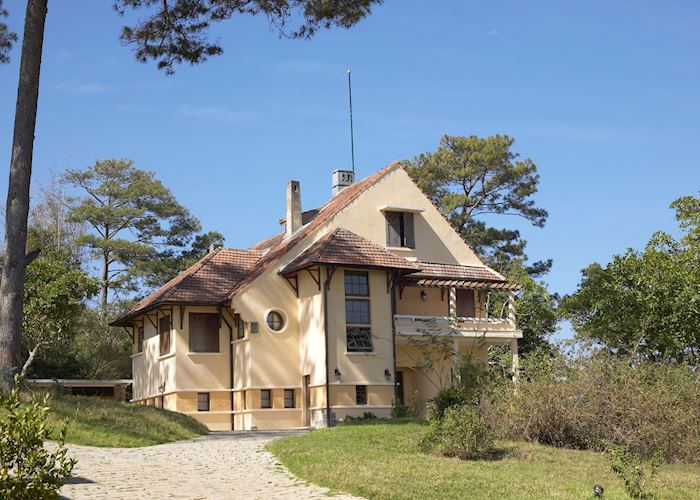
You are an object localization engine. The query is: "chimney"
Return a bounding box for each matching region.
[332,169,355,196]
[286,180,302,238]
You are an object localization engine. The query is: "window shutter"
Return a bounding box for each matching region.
[403,212,415,248]
[456,289,476,317]
[386,212,401,247]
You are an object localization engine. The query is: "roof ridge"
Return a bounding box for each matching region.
[227,161,402,299]
[159,247,223,303]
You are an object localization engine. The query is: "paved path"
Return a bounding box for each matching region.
[59,431,358,499]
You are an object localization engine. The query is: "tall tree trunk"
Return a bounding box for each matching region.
[101,249,108,311]
[0,0,48,394]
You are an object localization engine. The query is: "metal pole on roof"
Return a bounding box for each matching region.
[347,69,355,173]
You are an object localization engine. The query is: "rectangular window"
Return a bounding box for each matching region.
[137,326,144,353]
[159,315,171,356]
[284,389,295,409]
[345,299,370,324]
[249,322,259,334]
[261,389,272,409]
[345,272,372,352]
[385,211,415,248]
[235,313,245,340]
[456,289,476,318]
[197,392,210,412]
[189,313,220,352]
[344,271,369,297]
[355,385,367,405]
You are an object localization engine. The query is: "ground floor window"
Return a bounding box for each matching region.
[261,389,272,409]
[284,389,295,408]
[197,392,210,412]
[355,385,367,405]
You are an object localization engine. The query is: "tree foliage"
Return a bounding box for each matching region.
[406,134,549,274]
[21,251,99,378]
[63,159,206,308]
[561,193,700,364]
[114,0,383,73]
[0,0,17,64]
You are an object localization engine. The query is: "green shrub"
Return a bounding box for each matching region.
[421,404,496,460]
[606,444,662,498]
[490,354,700,462]
[0,379,76,499]
[391,400,409,418]
[426,386,469,422]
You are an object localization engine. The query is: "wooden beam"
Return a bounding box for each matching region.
[283,274,299,297]
[180,305,185,329]
[306,267,321,290]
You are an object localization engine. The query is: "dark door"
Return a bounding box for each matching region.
[303,375,311,427]
[456,289,476,317]
[395,370,404,405]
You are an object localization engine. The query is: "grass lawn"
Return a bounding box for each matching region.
[41,395,208,447]
[267,421,700,499]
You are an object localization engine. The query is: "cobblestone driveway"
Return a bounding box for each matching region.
[59,431,357,499]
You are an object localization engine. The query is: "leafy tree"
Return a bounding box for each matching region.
[26,181,87,264]
[407,135,558,356]
[115,0,383,74]
[62,159,203,309]
[0,0,381,392]
[20,251,98,378]
[72,307,132,379]
[406,134,549,275]
[0,0,16,64]
[500,264,557,355]
[561,194,700,364]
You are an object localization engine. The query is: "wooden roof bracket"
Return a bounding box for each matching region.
[123,326,134,341]
[146,312,158,330]
[283,274,299,297]
[307,267,322,291]
[325,266,337,291]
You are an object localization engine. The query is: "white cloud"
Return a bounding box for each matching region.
[489,30,499,37]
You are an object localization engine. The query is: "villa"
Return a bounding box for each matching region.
[111,162,522,430]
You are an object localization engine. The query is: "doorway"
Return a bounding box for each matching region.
[395,370,404,405]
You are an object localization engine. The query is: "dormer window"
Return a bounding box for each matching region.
[385,211,415,248]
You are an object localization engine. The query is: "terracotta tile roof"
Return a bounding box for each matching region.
[277,209,320,226]
[228,161,403,297]
[280,228,421,275]
[409,261,506,282]
[110,248,262,326]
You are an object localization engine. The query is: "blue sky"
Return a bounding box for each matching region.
[2,1,699,326]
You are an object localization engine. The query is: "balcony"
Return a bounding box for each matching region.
[393,314,520,339]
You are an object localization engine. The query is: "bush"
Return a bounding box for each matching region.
[420,404,496,460]
[606,444,662,498]
[490,353,700,462]
[426,386,469,422]
[0,380,76,499]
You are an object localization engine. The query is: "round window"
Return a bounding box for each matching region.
[266,310,285,332]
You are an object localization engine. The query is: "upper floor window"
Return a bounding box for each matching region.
[385,211,415,248]
[456,289,476,318]
[345,271,373,353]
[235,313,245,340]
[159,315,171,356]
[266,310,286,332]
[189,313,220,353]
